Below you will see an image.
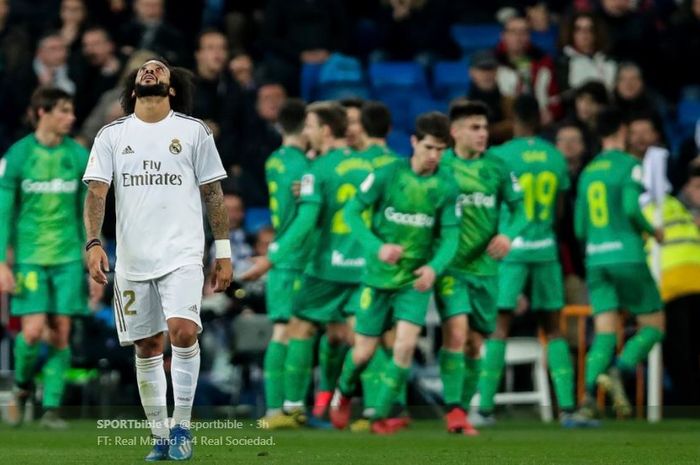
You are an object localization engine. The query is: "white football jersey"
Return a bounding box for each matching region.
[83,111,227,281]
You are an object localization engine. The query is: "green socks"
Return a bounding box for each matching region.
[462,356,481,410]
[263,341,287,411]
[478,339,506,414]
[547,338,575,411]
[283,338,314,404]
[617,327,664,373]
[373,360,410,420]
[318,334,347,392]
[361,347,388,409]
[585,332,616,393]
[42,346,70,409]
[439,349,465,407]
[338,348,366,396]
[14,333,40,387]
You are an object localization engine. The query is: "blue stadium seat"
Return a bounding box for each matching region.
[531,28,559,58]
[408,97,449,127]
[432,60,470,101]
[369,61,430,132]
[244,207,271,234]
[677,99,700,136]
[387,129,412,158]
[451,24,502,56]
[300,63,323,102]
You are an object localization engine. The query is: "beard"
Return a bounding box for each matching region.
[134,82,169,98]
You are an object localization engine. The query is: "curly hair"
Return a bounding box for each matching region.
[120,59,195,115]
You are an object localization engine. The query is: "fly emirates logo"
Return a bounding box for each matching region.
[384,207,434,227]
[121,160,183,187]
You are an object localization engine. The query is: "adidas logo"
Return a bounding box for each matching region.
[122,146,134,155]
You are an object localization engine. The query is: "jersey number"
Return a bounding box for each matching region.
[268,181,280,229]
[122,290,136,315]
[587,181,609,228]
[519,171,558,221]
[331,184,370,234]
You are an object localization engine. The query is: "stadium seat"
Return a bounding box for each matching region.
[677,99,700,136]
[471,337,554,422]
[387,129,412,157]
[432,60,470,101]
[408,97,449,128]
[530,28,559,58]
[369,61,430,132]
[300,63,323,102]
[317,53,370,100]
[450,24,502,57]
[244,207,271,234]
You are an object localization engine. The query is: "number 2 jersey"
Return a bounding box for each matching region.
[491,136,569,263]
[575,149,654,267]
[298,147,374,283]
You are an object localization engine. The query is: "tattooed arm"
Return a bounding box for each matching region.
[84,180,110,284]
[200,181,233,292]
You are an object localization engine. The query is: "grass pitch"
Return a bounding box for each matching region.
[1,418,699,465]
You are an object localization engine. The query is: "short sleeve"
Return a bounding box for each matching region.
[194,128,227,185]
[354,164,391,207]
[83,131,114,185]
[299,162,325,204]
[626,162,645,192]
[0,146,22,190]
[500,164,523,205]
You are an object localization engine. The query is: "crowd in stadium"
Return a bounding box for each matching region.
[1,0,700,440]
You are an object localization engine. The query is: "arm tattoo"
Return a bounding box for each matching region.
[84,181,109,240]
[200,181,228,240]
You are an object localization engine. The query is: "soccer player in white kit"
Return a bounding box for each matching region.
[82,59,233,461]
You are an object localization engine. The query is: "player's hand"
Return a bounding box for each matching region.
[239,256,272,281]
[87,246,109,285]
[413,265,436,292]
[487,234,511,260]
[378,244,404,264]
[211,258,233,292]
[653,228,664,244]
[0,263,16,294]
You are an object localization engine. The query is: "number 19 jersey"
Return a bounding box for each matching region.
[299,147,373,283]
[575,149,647,267]
[491,137,569,262]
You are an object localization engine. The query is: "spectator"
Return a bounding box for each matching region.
[262,0,348,94]
[613,62,665,125]
[0,0,31,76]
[340,97,365,150]
[525,1,559,57]
[564,81,608,155]
[468,50,513,144]
[557,12,617,96]
[54,0,88,56]
[254,225,275,257]
[627,113,663,159]
[119,0,186,65]
[75,26,122,125]
[494,14,561,124]
[192,29,235,143]
[556,122,589,176]
[229,53,256,91]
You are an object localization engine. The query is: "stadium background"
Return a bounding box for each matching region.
[1,0,700,429]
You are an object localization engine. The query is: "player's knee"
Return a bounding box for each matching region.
[465,337,482,358]
[393,339,416,365]
[169,325,198,347]
[134,334,164,358]
[353,344,374,366]
[22,328,43,345]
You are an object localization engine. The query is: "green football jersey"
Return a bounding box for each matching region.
[0,134,89,265]
[442,148,522,276]
[299,147,373,283]
[265,145,311,270]
[352,160,460,289]
[575,149,649,267]
[362,143,398,170]
[491,136,569,262]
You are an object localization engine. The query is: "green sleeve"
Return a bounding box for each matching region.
[0,188,15,262]
[499,168,527,239]
[623,182,655,235]
[427,226,459,275]
[345,196,383,256]
[574,181,587,242]
[268,202,320,265]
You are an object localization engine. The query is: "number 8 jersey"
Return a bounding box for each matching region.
[491,136,569,263]
[298,147,373,283]
[574,149,653,267]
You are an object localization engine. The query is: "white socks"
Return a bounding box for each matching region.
[135,354,169,439]
[171,342,201,428]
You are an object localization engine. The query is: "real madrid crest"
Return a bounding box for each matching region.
[169,138,182,155]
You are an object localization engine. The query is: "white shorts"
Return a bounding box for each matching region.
[113,265,204,346]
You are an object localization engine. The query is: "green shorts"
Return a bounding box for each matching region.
[11,261,88,317]
[354,284,432,337]
[292,275,360,324]
[265,268,302,323]
[435,271,498,335]
[587,263,663,315]
[497,261,564,311]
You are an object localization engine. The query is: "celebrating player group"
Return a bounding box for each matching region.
[0,55,665,461]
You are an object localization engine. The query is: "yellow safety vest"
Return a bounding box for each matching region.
[643,196,700,302]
